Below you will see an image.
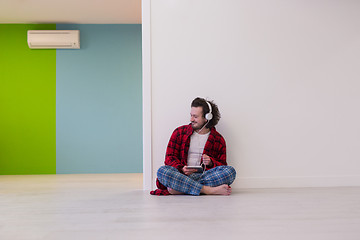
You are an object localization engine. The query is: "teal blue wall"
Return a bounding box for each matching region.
[56,24,142,173]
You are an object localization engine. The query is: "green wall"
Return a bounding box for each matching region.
[0,24,56,174]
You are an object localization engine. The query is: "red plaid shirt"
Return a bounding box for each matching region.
[165,124,227,172]
[151,124,227,195]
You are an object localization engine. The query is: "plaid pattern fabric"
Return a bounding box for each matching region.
[165,124,227,173]
[157,165,236,196]
[151,124,233,196]
[150,189,170,196]
[150,176,170,196]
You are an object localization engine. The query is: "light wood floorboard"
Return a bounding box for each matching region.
[1,174,360,240]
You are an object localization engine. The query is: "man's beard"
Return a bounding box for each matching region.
[191,122,206,130]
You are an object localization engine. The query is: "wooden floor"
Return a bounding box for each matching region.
[1,174,360,240]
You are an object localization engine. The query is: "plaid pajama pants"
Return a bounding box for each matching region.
[157,165,236,196]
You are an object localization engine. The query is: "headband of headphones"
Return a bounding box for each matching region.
[205,100,213,121]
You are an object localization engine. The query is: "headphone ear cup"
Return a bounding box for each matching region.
[205,113,213,121]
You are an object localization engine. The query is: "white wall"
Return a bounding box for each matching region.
[147,0,360,188]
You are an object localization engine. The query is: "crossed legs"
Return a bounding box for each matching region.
[157,165,236,196]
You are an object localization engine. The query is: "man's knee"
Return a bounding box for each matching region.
[157,165,177,179]
[215,165,236,184]
[216,165,236,174]
[226,166,236,184]
[226,166,236,176]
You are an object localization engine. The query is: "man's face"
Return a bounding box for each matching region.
[190,107,207,130]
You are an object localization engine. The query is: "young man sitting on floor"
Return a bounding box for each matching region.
[151,97,236,196]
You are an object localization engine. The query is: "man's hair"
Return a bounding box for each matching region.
[191,97,221,128]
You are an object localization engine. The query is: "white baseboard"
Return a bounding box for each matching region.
[231,175,360,189]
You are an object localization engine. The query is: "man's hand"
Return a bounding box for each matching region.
[182,166,198,175]
[202,154,213,167]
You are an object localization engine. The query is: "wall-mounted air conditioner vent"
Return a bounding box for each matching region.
[27,30,80,49]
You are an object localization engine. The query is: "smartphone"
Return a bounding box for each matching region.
[186,166,203,173]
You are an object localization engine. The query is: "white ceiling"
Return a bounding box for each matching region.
[0,0,141,24]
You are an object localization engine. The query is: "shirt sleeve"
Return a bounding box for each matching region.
[164,128,185,173]
[207,134,227,169]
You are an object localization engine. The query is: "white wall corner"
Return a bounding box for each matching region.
[142,0,153,190]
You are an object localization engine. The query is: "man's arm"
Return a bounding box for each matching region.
[164,128,186,173]
[204,134,227,169]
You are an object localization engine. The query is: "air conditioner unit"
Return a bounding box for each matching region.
[27,30,80,49]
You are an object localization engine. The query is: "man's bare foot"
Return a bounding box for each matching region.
[200,184,232,195]
[167,187,184,195]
